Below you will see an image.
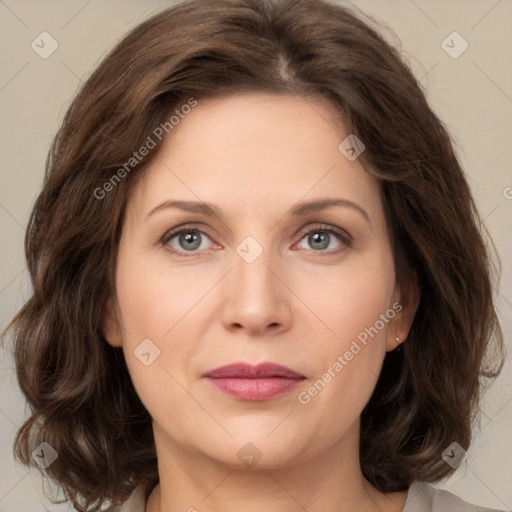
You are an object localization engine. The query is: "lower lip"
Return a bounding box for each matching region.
[205,377,303,401]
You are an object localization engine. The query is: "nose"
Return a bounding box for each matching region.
[220,244,292,337]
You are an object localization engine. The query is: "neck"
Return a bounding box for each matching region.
[145,420,407,512]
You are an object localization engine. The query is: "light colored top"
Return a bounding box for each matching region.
[107,480,507,511]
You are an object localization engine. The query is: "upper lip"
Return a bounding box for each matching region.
[203,362,304,379]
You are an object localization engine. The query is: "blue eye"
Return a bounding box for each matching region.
[163,227,214,253]
[295,225,351,254]
[161,223,351,256]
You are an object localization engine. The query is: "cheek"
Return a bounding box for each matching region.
[298,250,395,352]
[115,250,208,342]
[293,251,394,421]
[114,252,212,414]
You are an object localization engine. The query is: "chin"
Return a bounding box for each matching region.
[205,429,312,470]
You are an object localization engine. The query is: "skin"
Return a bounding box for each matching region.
[103,92,419,512]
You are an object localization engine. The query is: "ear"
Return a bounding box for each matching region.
[101,295,123,347]
[386,269,420,352]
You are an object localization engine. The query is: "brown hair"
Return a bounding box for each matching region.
[2,0,504,510]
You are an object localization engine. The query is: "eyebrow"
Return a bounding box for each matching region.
[288,198,370,223]
[146,198,370,223]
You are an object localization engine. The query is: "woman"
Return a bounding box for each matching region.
[3,0,506,511]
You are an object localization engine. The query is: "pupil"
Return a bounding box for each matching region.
[180,231,201,250]
[310,231,329,250]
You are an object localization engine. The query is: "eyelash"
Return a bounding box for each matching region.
[161,223,352,257]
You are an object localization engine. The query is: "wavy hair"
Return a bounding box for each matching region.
[2,0,504,510]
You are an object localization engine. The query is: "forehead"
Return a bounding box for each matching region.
[128,93,383,223]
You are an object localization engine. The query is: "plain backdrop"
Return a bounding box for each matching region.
[1,1,511,511]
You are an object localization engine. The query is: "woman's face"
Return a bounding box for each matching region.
[104,92,415,469]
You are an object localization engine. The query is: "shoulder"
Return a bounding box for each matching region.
[104,484,147,512]
[403,481,508,512]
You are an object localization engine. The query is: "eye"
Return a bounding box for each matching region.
[162,225,217,255]
[295,224,351,254]
[161,223,351,256]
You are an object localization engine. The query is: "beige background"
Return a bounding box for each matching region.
[1,0,511,510]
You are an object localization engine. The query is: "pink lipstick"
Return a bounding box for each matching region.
[203,362,305,401]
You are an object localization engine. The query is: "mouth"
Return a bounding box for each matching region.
[203,362,306,401]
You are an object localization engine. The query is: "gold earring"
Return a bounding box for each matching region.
[395,337,401,344]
